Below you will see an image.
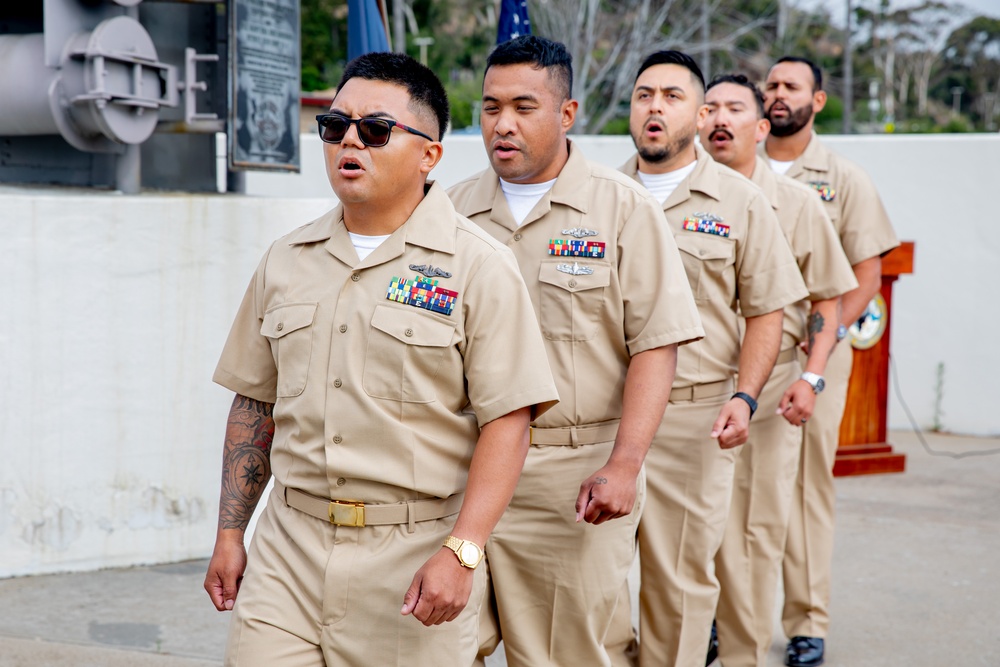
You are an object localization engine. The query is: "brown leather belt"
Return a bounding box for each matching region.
[669,378,736,402]
[776,347,797,365]
[529,420,620,447]
[278,481,463,528]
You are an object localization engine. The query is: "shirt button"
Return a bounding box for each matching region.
[513,233,522,241]
[568,279,578,288]
[336,477,346,487]
[334,378,342,388]
[339,324,348,333]
[275,322,284,331]
[332,435,343,444]
[404,328,414,337]
[351,273,361,282]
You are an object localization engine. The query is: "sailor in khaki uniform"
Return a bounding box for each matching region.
[448,37,703,667]
[699,74,858,667]
[203,53,558,667]
[762,56,899,667]
[611,51,808,667]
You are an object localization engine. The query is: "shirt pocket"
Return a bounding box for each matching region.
[363,304,458,403]
[674,234,736,303]
[537,262,612,342]
[261,302,318,398]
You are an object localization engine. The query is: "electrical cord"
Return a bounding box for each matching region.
[890,354,1000,459]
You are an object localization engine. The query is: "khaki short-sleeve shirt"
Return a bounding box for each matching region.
[213,183,559,504]
[448,142,703,430]
[761,133,899,265]
[620,146,808,387]
[751,158,858,349]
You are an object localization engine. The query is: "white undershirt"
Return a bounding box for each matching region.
[348,232,391,262]
[769,158,795,176]
[637,161,697,205]
[500,178,556,226]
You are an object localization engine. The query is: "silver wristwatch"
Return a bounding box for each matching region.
[800,372,826,394]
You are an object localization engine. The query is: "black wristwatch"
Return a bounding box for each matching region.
[732,392,758,419]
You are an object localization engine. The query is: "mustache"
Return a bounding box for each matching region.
[709,129,733,141]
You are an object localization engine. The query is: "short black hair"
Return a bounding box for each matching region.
[636,50,706,92]
[486,36,574,101]
[774,56,823,91]
[707,73,766,118]
[337,52,450,140]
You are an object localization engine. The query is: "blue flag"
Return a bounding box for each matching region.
[348,0,390,61]
[497,0,531,45]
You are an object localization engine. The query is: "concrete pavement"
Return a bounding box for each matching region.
[2,429,998,666]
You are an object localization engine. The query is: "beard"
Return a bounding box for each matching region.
[767,101,813,137]
[631,122,695,165]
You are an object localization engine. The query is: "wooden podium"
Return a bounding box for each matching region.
[833,241,914,477]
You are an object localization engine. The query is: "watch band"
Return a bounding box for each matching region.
[732,391,758,419]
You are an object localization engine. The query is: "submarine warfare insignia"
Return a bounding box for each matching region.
[561,227,599,238]
[408,264,453,279]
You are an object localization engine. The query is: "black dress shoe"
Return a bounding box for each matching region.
[705,620,719,666]
[785,636,824,667]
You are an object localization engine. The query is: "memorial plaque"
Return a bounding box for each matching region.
[229,0,300,172]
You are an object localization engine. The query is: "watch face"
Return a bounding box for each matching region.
[816,377,826,393]
[459,542,482,565]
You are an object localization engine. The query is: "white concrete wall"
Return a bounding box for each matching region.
[2,132,997,578]
[0,189,333,577]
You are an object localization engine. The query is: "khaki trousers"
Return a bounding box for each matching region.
[781,341,853,639]
[225,485,485,667]
[477,439,644,667]
[609,392,737,667]
[715,358,803,667]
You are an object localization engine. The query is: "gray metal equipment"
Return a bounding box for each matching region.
[0,0,233,193]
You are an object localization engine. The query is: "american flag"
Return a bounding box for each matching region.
[497,0,531,44]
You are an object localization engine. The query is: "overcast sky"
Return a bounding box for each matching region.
[804,0,1000,26]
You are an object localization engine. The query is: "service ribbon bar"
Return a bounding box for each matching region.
[682,216,731,238]
[386,275,458,316]
[809,181,836,202]
[547,239,606,258]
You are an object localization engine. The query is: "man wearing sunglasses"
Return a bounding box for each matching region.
[448,36,703,666]
[205,51,558,667]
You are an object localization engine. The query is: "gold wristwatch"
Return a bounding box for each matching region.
[443,536,484,569]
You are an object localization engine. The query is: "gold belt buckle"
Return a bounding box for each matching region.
[328,499,365,527]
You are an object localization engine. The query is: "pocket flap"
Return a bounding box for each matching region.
[538,262,612,293]
[370,304,456,347]
[261,302,318,339]
[674,233,733,261]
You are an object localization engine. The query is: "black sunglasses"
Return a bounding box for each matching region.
[315,113,434,147]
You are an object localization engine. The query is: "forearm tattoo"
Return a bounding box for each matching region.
[218,395,275,531]
[807,311,825,357]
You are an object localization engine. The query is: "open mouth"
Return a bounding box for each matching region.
[709,129,733,146]
[338,156,364,174]
[768,103,789,117]
[492,141,520,159]
[645,120,664,136]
